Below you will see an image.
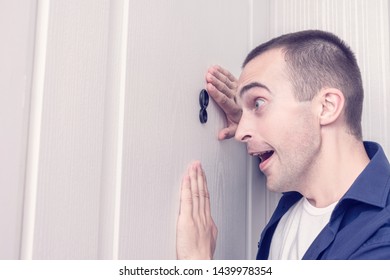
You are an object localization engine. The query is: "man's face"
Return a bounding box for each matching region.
[235,49,321,193]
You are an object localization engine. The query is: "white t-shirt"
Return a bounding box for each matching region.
[268,197,338,260]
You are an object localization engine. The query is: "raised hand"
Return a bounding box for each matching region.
[206,65,242,140]
[176,161,218,260]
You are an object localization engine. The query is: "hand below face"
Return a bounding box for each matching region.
[176,161,218,259]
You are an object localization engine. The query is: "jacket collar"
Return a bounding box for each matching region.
[338,141,390,208]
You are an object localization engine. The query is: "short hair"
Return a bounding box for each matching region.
[243,30,363,140]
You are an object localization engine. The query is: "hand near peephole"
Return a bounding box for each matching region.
[176,161,218,260]
[206,65,242,140]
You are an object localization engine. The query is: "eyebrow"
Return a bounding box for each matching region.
[239,82,272,97]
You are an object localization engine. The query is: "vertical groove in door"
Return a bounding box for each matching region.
[98,0,129,260]
[112,0,130,260]
[21,0,50,260]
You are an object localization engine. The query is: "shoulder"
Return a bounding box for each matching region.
[349,229,390,259]
[349,208,390,259]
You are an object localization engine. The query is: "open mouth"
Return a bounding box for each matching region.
[254,150,274,164]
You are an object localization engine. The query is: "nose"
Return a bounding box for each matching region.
[234,116,252,143]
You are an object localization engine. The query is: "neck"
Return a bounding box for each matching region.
[301,135,370,208]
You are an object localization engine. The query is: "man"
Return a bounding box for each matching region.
[176,30,390,259]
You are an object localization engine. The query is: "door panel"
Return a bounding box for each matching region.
[0,0,36,259]
[22,0,111,259]
[119,0,249,259]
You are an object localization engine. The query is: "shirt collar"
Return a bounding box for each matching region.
[340,141,390,208]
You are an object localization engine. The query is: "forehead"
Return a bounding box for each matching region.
[238,48,288,94]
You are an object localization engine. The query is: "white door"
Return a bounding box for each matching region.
[20,0,251,259]
[0,0,36,259]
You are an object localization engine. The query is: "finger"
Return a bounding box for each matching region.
[179,175,193,216]
[211,65,237,90]
[196,163,207,221]
[218,125,238,140]
[202,167,212,219]
[207,65,237,88]
[206,83,239,113]
[206,72,235,99]
[189,162,200,218]
[216,65,237,84]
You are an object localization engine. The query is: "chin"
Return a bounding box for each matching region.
[265,176,291,194]
[265,179,280,193]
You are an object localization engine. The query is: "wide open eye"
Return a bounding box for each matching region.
[255,98,265,110]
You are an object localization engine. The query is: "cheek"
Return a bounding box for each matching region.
[267,109,297,136]
[295,119,320,157]
[274,108,318,148]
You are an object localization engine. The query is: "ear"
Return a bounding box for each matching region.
[318,88,345,126]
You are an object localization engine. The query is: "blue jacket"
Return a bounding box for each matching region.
[256,142,390,259]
